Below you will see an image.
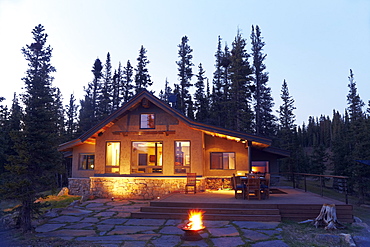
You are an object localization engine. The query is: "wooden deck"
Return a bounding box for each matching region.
[131,187,354,223]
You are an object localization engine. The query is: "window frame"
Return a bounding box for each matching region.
[174,140,191,174]
[140,113,155,129]
[78,153,95,170]
[210,152,236,170]
[105,141,121,174]
[131,141,163,174]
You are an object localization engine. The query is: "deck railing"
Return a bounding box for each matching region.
[277,172,349,204]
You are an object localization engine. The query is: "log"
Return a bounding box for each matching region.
[314,204,345,230]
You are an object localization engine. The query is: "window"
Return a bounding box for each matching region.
[210,152,235,170]
[79,154,95,170]
[106,142,120,173]
[132,141,162,174]
[174,141,190,173]
[140,114,155,129]
[251,161,269,174]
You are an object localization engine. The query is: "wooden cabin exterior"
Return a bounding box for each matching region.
[58,90,288,199]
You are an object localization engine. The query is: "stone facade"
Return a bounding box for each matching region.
[205,177,233,190]
[68,177,206,199]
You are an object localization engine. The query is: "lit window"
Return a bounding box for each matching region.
[210,152,235,170]
[174,141,190,173]
[140,114,155,129]
[132,141,162,174]
[251,161,269,174]
[79,154,95,170]
[106,142,120,173]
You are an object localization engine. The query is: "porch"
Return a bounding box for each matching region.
[131,187,354,223]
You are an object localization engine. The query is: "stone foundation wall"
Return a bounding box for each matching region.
[68,178,91,196]
[68,177,206,200]
[205,177,232,190]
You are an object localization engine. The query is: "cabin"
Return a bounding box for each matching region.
[58,90,289,199]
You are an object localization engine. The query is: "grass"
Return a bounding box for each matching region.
[280,220,361,247]
[279,177,370,225]
[0,192,81,215]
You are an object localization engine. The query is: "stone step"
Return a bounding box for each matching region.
[141,206,280,215]
[130,211,282,222]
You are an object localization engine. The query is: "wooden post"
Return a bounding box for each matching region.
[247,141,252,173]
[304,175,307,192]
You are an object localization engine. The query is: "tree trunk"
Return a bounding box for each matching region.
[21,199,32,232]
[314,204,344,230]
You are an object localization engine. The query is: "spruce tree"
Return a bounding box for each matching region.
[122,60,134,102]
[345,69,368,203]
[210,36,225,127]
[194,63,208,122]
[0,97,9,174]
[176,36,194,116]
[111,69,121,111]
[310,144,327,175]
[276,79,297,173]
[347,69,364,121]
[1,24,62,232]
[98,52,113,118]
[159,78,172,104]
[65,93,78,140]
[228,29,254,132]
[134,46,152,93]
[78,58,103,133]
[251,25,275,137]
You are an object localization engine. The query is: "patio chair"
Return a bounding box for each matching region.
[246,175,261,200]
[232,174,246,199]
[185,173,197,194]
[260,173,271,199]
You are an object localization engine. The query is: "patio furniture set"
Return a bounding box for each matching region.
[232,173,271,200]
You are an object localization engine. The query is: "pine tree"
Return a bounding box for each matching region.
[277,80,296,133]
[98,52,113,118]
[194,63,208,122]
[0,25,62,232]
[91,58,103,118]
[210,36,226,127]
[0,97,9,174]
[228,29,254,132]
[347,69,364,121]
[251,25,275,137]
[276,79,297,173]
[65,93,78,140]
[159,78,172,104]
[134,46,152,93]
[122,60,134,102]
[111,69,121,111]
[345,69,368,203]
[310,144,327,175]
[78,58,103,133]
[176,36,194,116]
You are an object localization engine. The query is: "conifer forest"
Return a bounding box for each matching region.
[0,24,369,231]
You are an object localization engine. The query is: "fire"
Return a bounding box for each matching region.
[183,209,205,230]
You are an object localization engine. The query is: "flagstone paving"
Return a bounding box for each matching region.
[27,198,369,247]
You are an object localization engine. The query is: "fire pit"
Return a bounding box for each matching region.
[179,209,205,241]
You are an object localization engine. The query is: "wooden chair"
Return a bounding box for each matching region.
[185,173,197,194]
[261,173,271,199]
[232,174,245,199]
[246,175,261,200]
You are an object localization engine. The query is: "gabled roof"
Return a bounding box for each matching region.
[59,89,275,151]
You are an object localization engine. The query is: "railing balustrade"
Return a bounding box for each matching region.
[276,172,349,204]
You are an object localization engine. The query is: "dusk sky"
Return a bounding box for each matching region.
[1,0,369,125]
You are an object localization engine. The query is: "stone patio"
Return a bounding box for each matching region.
[24,196,370,246]
[34,198,289,246]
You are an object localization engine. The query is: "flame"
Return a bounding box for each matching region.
[183,209,205,230]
